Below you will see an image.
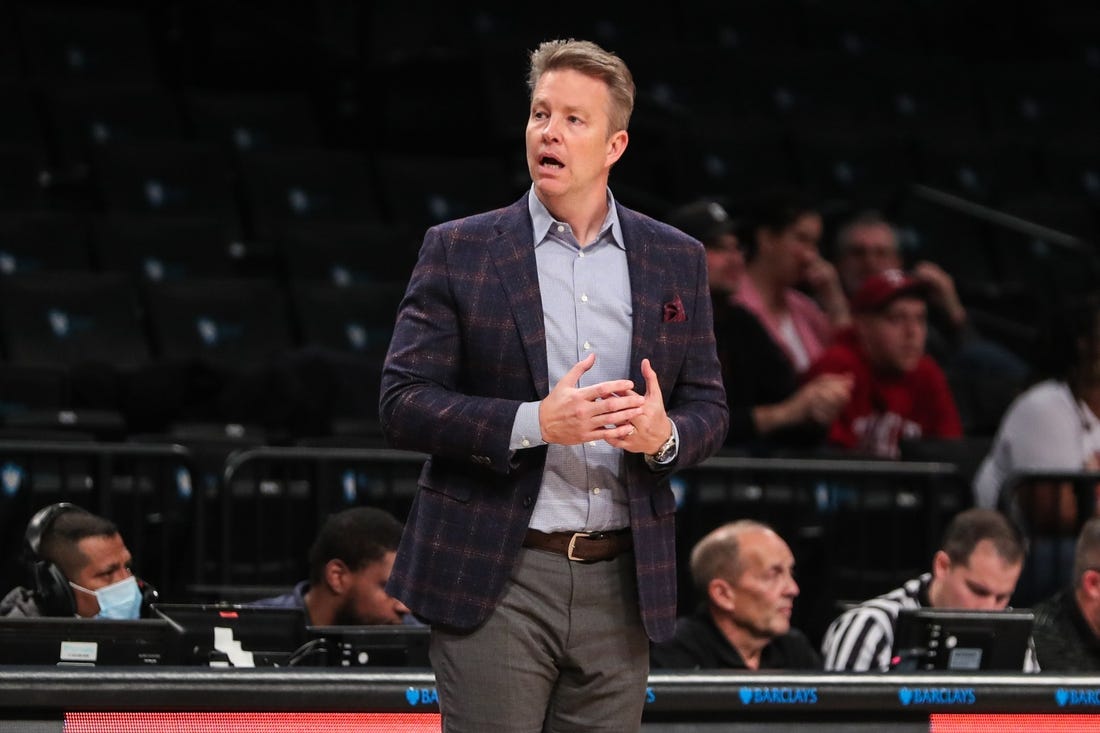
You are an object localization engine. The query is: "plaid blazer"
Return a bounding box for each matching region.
[379,193,728,641]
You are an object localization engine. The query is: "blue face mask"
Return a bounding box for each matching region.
[70,576,143,620]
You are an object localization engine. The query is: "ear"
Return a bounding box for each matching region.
[707,578,736,612]
[322,559,350,594]
[606,129,628,167]
[1083,568,1100,598]
[931,550,952,579]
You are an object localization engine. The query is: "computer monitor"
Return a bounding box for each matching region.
[150,603,306,667]
[0,617,176,666]
[304,625,431,668]
[890,607,1035,672]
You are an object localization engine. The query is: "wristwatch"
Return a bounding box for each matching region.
[648,423,677,463]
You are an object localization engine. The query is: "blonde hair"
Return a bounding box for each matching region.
[527,38,635,135]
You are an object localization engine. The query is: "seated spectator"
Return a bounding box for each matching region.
[820,507,1037,672]
[650,520,821,670]
[250,506,413,626]
[804,268,962,458]
[667,199,851,455]
[973,293,1100,603]
[1032,516,1100,671]
[2,502,157,619]
[833,210,1028,432]
[733,187,850,376]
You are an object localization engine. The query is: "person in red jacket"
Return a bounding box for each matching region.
[805,268,962,458]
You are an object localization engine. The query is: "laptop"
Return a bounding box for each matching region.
[890,607,1034,671]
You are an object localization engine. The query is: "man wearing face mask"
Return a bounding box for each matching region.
[0,502,156,619]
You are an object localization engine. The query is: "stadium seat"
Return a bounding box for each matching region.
[182,89,323,154]
[142,277,295,369]
[276,220,418,287]
[0,145,49,212]
[43,83,186,179]
[0,211,93,274]
[236,147,382,241]
[373,152,522,232]
[16,4,162,85]
[91,214,240,283]
[290,280,405,359]
[89,141,242,233]
[0,271,150,369]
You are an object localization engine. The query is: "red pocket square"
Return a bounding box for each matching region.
[663,295,687,323]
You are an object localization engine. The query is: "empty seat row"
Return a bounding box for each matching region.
[0,272,406,370]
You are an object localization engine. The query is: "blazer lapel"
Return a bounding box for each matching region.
[622,210,659,388]
[491,197,550,396]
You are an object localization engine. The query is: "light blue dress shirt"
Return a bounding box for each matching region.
[511,188,632,532]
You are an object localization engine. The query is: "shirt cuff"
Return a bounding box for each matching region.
[510,401,545,450]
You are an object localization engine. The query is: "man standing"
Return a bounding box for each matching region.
[380,39,728,732]
[650,520,821,670]
[821,507,1036,671]
[1032,517,1100,671]
[804,268,962,458]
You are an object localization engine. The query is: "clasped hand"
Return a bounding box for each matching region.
[538,353,669,454]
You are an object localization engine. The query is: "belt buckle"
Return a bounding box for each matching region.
[567,531,595,561]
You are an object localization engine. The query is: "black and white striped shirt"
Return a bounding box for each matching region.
[821,573,1040,672]
[822,574,929,671]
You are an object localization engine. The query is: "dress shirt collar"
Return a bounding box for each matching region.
[528,185,625,250]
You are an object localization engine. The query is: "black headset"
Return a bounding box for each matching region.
[23,502,158,617]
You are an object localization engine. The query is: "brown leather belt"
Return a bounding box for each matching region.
[522,528,633,562]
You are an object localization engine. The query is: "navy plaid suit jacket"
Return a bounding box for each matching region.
[379,193,728,642]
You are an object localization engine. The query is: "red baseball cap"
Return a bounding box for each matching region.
[851,268,929,313]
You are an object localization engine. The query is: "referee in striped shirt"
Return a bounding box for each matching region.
[821,507,1039,672]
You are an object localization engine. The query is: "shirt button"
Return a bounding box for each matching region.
[583,341,591,350]
[521,438,530,448]
[556,224,565,233]
[592,487,601,495]
[588,440,597,447]
[580,294,588,302]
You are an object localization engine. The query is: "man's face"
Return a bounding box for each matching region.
[336,551,409,625]
[838,223,902,295]
[706,233,745,294]
[857,297,928,375]
[526,68,627,209]
[725,529,800,639]
[759,213,823,287]
[69,533,134,618]
[931,539,1022,611]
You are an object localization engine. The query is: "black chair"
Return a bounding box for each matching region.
[142,277,295,370]
[91,214,240,283]
[0,271,150,370]
[914,134,1040,205]
[0,211,93,275]
[678,121,795,203]
[0,145,49,212]
[16,4,162,85]
[790,128,915,210]
[978,61,1100,142]
[236,147,382,242]
[43,83,186,179]
[290,280,405,359]
[374,152,521,232]
[277,220,418,287]
[90,141,242,234]
[182,89,323,154]
[0,82,49,152]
